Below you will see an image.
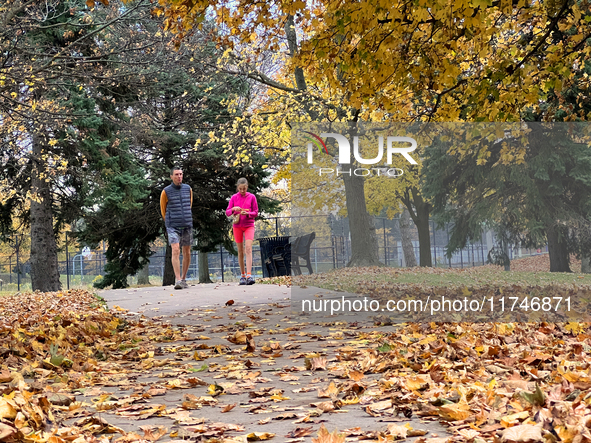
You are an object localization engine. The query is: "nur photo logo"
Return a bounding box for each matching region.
[301,131,418,177]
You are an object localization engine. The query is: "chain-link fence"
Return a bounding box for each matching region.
[0,216,547,291]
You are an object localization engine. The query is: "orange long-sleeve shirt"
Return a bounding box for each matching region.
[160,188,193,219]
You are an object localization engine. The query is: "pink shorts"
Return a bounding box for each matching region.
[233,226,255,243]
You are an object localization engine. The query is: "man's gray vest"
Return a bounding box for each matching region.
[164,183,193,228]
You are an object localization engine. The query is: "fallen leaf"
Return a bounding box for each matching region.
[286,426,314,438]
[246,333,256,353]
[0,398,17,419]
[310,357,327,371]
[519,384,545,406]
[348,370,364,382]
[438,402,472,421]
[221,403,237,412]
[387,423,409,439]
[311,424,346,443]
[0,423,17,440]
[228,331,247,345]
[318,381,339,399]
[501,424,543,442]
[139,425,167,441]
[246,431,276,441]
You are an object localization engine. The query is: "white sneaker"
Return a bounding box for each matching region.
[181,279,189,289]
[174,280,183,290]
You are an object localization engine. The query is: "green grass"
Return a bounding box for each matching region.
[295,266,591,293]
[381,268,590,286]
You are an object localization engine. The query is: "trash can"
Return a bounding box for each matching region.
[257,236,290,278]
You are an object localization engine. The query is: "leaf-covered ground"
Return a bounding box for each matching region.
[1,263,591,443]
[262,254,588,291]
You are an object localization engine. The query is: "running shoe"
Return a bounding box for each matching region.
[246,276,255,285]
[174,280,183,290]
[181,279,189,289]
[239,277,247,285]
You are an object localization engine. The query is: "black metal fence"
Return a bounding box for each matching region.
[0,216,547,292]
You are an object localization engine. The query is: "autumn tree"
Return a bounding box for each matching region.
[71,8,279,288]
[150,4,391,267]
[1,0,152,291]
[153,0,591,270]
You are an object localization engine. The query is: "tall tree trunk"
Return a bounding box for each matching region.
[342,167,383,267]
[30,133,61,292]
[285,15,381,268]
[163,244,175,286]
[137,259,150,285]
[582,256,590,273]
[399,208,417,267]
[403,188,432,267]
[198,251,212,283]
[547,225,571,272]
[415,203,432,267]
[502,238,511,271]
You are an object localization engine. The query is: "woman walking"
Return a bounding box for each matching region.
[226,178,259,285]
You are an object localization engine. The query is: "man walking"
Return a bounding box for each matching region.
[160,167,193,289]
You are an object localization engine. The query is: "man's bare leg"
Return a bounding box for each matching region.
[181,245,191,280]
[171,243,181,281]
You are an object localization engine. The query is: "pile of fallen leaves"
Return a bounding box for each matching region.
[258,275,291,286]
[0,290,164,442]
[331,321,591,443]
[0,290,122,374]
[491,254,583,273]
[4,284,591,443]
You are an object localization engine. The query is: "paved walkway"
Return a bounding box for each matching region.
[95,282,448,442]
[99,281,294,317]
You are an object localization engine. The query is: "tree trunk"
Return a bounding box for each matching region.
[199,251,212,283]
[582,255,590,273]
[137,259,150,285]
[415,202,432,267]
[399,208,417,267]
[286,15,380,268]
[342,167,383,267]
[547,225,571,272]
[162,244,175,286]
[502,238,511,271]
[403,188,432,267]
[30,133,61,292]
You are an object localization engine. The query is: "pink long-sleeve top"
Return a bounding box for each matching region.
[226,192,258,228]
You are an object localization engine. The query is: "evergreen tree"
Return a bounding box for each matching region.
[423,124,591,272]
[76,17,279,288]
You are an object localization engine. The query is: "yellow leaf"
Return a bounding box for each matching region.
[270,393,290,402]
[500,411,530,427]
[554,425,578,443]
[167,379,182,388]
[565,322,584,334]
[208,384,224,396]
[0,398,17,419]
[246,431,275,441]
[406,376,429,391]
[438,402,472,421]
[317,381,339,398]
